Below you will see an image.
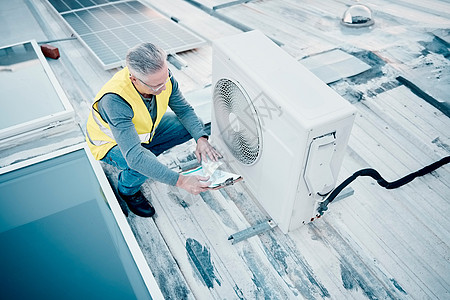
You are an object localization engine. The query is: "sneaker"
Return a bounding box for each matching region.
[118,190,155,217]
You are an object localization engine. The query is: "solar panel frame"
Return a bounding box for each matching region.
[48,0,122,13]
[47,0,206,69]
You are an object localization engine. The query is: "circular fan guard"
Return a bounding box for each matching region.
[213,78,261,165]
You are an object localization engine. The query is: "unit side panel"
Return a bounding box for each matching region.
[290,112,356,231]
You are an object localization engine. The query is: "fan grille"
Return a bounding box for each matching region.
[213,78,261,165]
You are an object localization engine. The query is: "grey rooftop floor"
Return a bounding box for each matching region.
[1,0,449,299]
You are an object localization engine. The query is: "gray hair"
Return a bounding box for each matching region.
[126,43,167,78]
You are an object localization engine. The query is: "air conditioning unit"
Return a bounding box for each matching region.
[211,31,356,233]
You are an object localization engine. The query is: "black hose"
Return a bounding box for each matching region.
[317,156,450,215]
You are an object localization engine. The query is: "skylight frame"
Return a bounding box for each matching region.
[0,143,164,299]
[0,39,75,145]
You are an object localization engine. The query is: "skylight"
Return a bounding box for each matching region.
[0,40,74,148]
[0,145,163,299]
[341,4,374,27]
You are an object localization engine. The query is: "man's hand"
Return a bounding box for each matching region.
[176,174,211,195]
[195,136,222,163]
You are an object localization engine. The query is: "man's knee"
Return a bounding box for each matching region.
[102,146,129,170]
[160,112,191,139]
[164,112,186,131]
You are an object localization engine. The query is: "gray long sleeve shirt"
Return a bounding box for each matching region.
[97,74,207,186]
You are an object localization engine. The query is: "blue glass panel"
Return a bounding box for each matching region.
[63,12,91,35]
[111,27,140,47]
[103,4,134,26]
[65,0,83,10]
[94,7,122,28]
[77,0,96,8]
[76,10,106,31]
[0,149,152,299]
[48,0,71,13]
[83,33,119,64]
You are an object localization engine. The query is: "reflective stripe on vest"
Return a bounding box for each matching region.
[89,107,151,145]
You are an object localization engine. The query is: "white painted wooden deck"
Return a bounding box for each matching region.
[1,0,449,299]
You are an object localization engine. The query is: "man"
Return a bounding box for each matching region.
[86,42,221,217]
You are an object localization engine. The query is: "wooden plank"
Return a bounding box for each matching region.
[348,120,450,224]
[355,99,449,169]
[128,214,196,299]
[356,93,449,161]
[312,78,450,298]
[150,181,293,298]
[356,97,450,189]
[324,167,449,299]
[331,175,450,298]
[336,128,450,298]
[100,164,195,299]
[375,87,450,144]
[232,179,412,298]
[341,147,450,251]
[168,47,213,93]
[368,0,450,24]
[222,184,341,299]
[144,143,295,298]
[220,1,336,58]
[157,144,339,298]
[352,102,450,215]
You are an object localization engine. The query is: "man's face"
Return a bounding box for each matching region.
[131,62,170,96]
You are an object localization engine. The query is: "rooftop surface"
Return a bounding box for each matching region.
[1,0,449,299]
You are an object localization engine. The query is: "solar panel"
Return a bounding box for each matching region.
[48,0,122,13]
[48,0,206,69]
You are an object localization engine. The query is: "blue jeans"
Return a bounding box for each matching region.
[101,112,192,195]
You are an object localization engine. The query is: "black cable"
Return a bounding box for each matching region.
[317,156,450,216]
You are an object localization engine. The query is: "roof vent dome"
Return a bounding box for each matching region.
[341,4,374,27]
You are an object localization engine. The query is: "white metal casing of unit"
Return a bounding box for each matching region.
[211,31,356,233]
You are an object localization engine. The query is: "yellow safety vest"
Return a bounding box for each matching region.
[86,67,171,160]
